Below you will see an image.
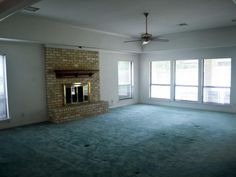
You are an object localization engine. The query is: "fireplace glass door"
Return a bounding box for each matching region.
[64,82,89,105]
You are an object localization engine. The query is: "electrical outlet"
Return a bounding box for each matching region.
[110,100,114,104]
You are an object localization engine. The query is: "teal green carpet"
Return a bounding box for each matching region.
[0,104,236,177]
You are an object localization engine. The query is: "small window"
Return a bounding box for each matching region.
[0,55,9,120]
[203,58,231,104]
[150,61,171,99]
[175,60,199,101]
[118,61,133,100]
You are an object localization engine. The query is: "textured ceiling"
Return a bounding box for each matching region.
[23,0,236,37]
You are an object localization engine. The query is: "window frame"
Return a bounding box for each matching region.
[0,54,9,121]
[202,58,231,105]
[150,60,171,100]
[118,60,133,100]
[149,58,232,106]
[174,59,199,102]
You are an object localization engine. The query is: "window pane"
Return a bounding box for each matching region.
[118,61,132,99]
[118,61,131,85]
[0,55,7,119]
[204,58,231,87]
[151,85,170,99]
[119,85,132,99]
[151,61,170,84]
[175,86,198,101]
[176,60,198,85]
[203,88,230,104]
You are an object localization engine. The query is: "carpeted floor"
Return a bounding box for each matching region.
[0,104,236,177]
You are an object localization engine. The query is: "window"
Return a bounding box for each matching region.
[175,60,198,101]
[150,58,232,105]
[118,61,133,100]
[150,61,171,99]
[203,58,231,104]
[0,55,9,120]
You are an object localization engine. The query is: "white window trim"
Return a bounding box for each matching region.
[202,58,231,105]
[0,54,10,121]
[174,59,199,102]
[150,60,171,100]
[118,60,134,101]
[149,58,232,106]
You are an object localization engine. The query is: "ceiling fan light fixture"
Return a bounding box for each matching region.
[142,40,150,45]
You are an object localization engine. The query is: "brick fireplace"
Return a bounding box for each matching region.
[45,47,108,123]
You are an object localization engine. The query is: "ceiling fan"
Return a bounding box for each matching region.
[124,12,169,45]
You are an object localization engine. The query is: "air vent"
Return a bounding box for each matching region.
[178,23,188,26]
[24,6,40,12]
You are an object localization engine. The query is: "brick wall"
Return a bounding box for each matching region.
[45,47,108,122]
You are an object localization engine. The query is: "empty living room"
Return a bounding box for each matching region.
[0,0,236,177]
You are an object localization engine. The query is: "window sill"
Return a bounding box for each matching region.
[150,97,171,102]
[149,98,232,107]
[119,97,133,101]
[0,117,10,123]
[174,100,199,104]
[202,102,231,107]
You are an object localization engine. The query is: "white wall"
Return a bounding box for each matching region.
[100,51,140,108]
[139,46,236,113]
[0,41,47,129]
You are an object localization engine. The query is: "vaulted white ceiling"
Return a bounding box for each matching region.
[21,0,236,37]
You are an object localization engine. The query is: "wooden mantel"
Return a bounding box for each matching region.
[55,70,99,78]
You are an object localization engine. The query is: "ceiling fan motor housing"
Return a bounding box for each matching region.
[141,33,152,41]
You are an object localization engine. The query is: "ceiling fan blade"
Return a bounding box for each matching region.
[152,38,169,42]
[124,39,142,43]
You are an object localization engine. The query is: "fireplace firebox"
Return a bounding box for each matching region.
[63,82,90,105]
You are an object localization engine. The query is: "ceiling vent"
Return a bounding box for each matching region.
[24,6,40,12]
[178,23,188,26]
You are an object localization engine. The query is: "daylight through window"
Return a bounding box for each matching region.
[150,58,231,105]
[203,58,231,104]
[118,61,133,100]
[0,55,9,120]
[175,60,199,101]
[151,61,171,99]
